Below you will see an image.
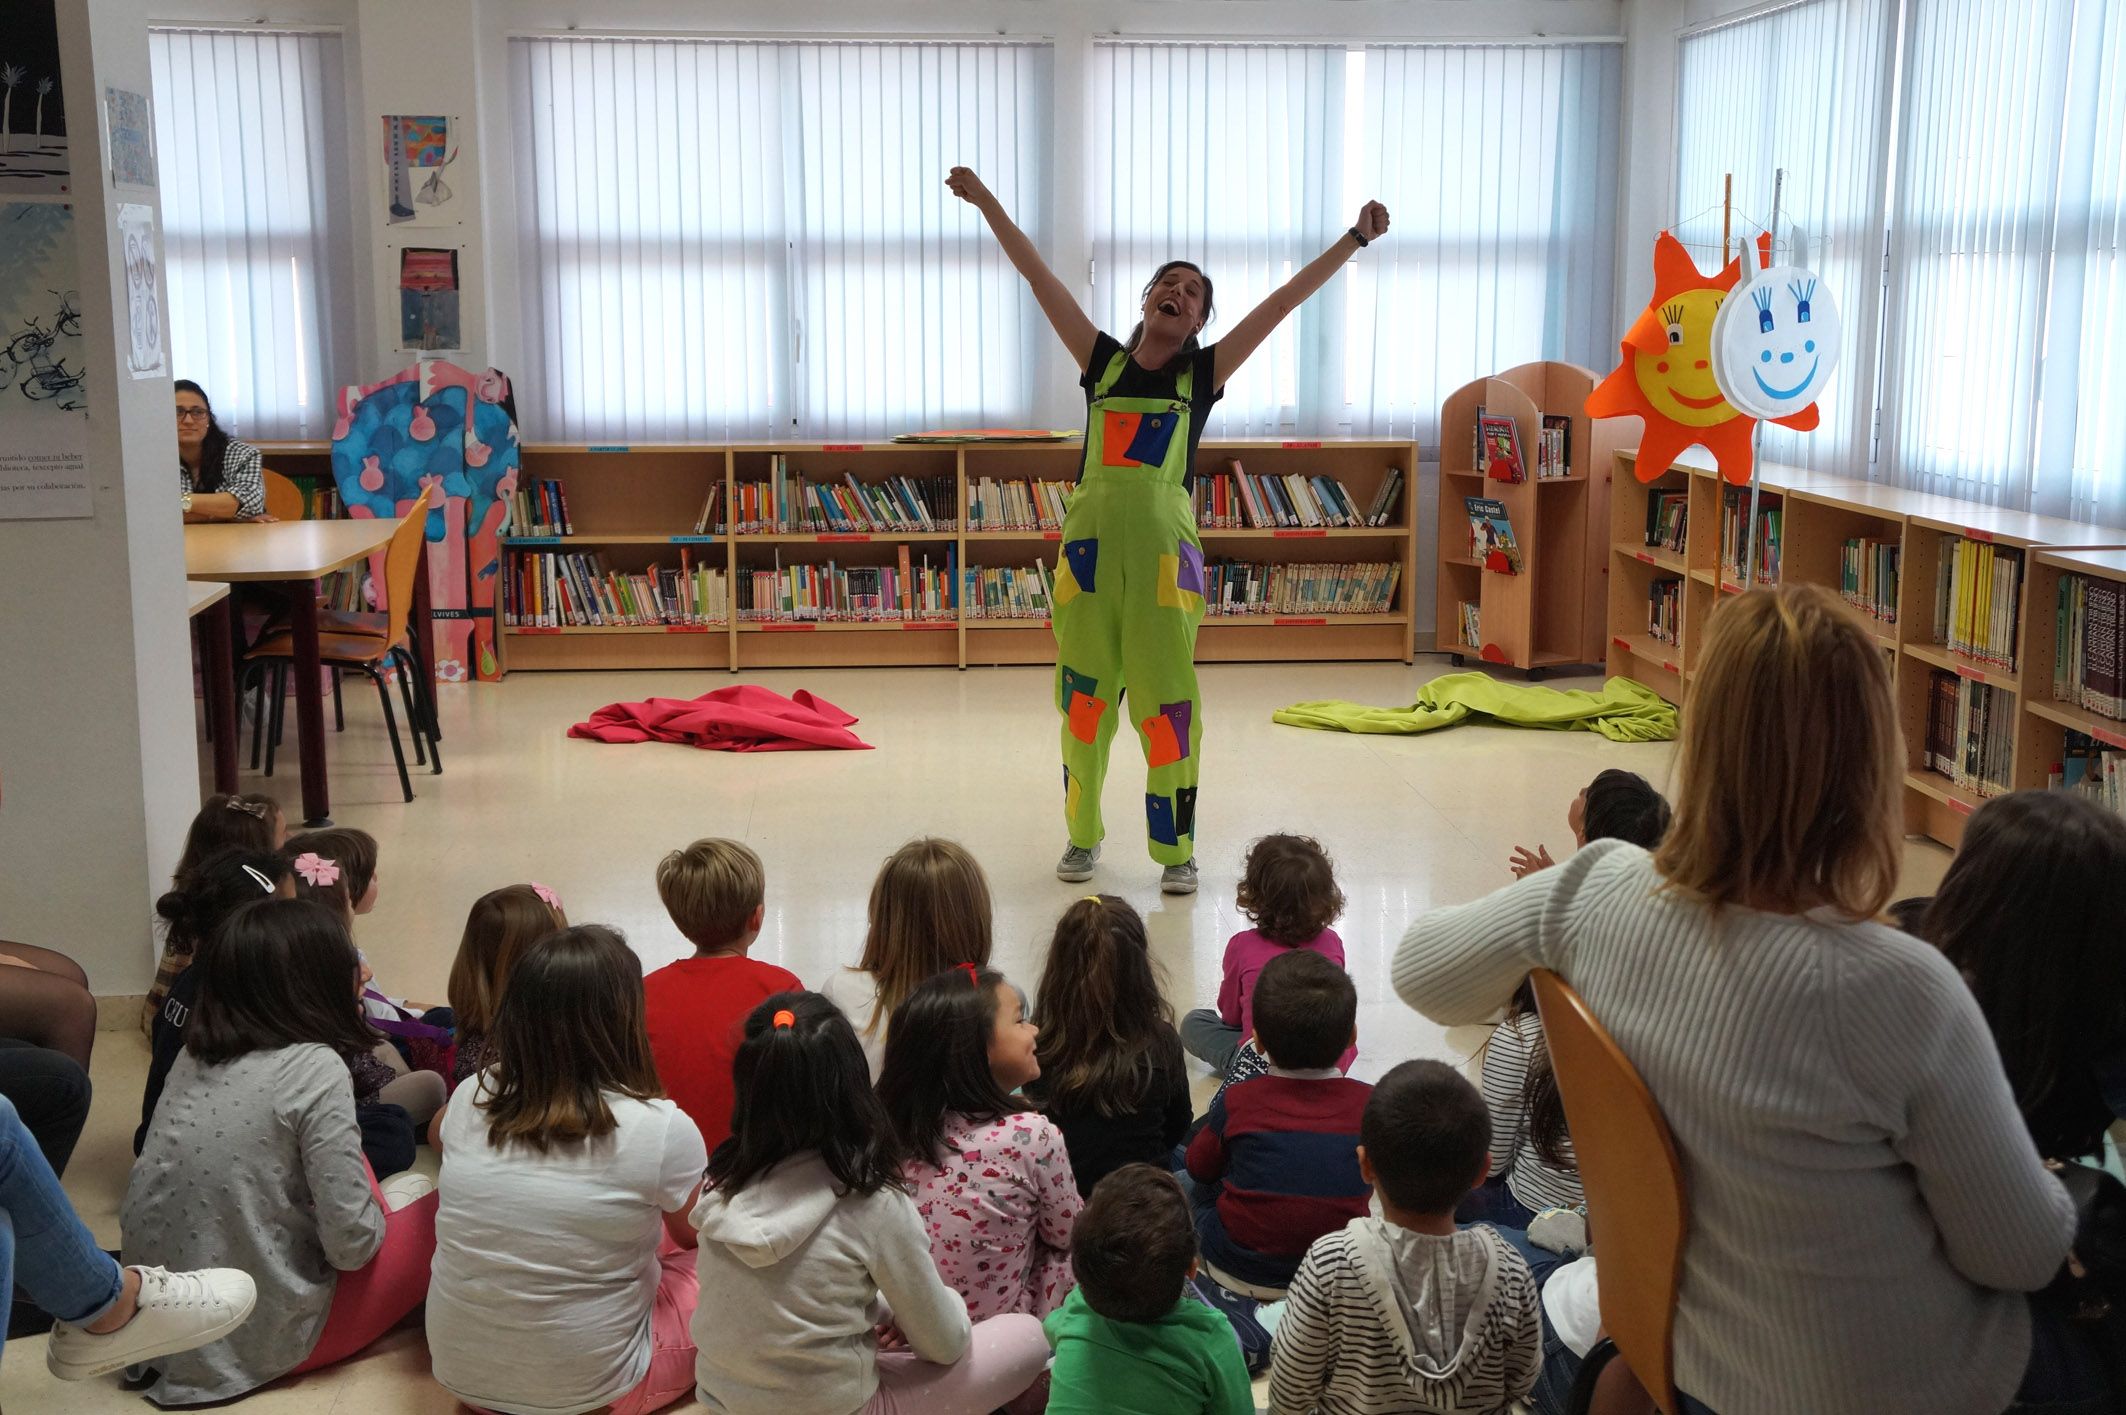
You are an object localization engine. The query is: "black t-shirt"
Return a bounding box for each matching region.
[1079,332,1224,489]
[1024,1025,1194,1197]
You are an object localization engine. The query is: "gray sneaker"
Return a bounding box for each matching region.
[1056,843,1100,882]
[1160,858,1199,895]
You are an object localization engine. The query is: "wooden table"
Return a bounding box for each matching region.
[185,580,239,795]
[185,520,433,826]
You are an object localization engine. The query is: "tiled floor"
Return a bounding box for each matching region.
[5,658,1953,1410]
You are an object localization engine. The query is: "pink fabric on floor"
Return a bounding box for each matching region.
[289,1165,437,1375]
[568,685,873,752]
[602,1249,701,1415]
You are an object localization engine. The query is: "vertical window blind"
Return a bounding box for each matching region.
[149,28,354,441]
[509,38,1051,443]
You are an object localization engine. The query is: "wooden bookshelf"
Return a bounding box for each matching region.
[359,438,1420,675]
[1605,448,2126,845]
[1436,363,1625,675]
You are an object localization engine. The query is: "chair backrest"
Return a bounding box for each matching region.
[261,468,307,521]
[378,486,434,646]
[1529,968,1688,1415]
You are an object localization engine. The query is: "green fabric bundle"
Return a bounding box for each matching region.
[1273,673,1677,744]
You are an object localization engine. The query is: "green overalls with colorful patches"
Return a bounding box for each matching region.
[1053,349,1207,867]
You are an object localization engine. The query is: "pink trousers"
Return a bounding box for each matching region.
[861,1313,1050,1415]
[463,1241,700,1415]
[290,1165,438,1375]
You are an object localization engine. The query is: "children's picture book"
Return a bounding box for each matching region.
[1479,413,1525,483]
[1465,496,1521,574]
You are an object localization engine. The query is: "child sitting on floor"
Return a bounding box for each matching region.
[643,838,799,1153]
[1044,1164,1254,1415]
[1268,1060,1542,1415]
[146,793,286,1027]
[445,883,568,1089]
[125,898,438,1405]
[691,992,1051,1415]
[1026,894,1193,1196]
[879,964,1081,1320]
[1183,834,1353,1077]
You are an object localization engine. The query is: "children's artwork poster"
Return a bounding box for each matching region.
[398,246,461,352]
[383,115,458,226]
[0,1,71,196]
[105,86,155,189]
[120,203,164,378]
[0,202,90,518]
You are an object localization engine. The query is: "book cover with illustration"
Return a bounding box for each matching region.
[1479,413,1525,483]
[1465,497,1521,574]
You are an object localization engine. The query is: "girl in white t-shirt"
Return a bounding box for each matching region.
[427,924,707,1415]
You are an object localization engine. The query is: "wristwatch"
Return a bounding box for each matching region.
[1348,225,1370,248]
[181,489,194,514]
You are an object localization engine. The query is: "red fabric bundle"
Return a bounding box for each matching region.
[568,685,872,752]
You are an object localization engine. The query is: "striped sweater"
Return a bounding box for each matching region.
[1392,840,2077,1415]
[1268,1220,1539,1415]
[1477,1010,1583,1214]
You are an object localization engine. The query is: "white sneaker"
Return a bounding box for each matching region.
[46,1266,258,1381]
[379,1170,436,1211]
[1056,843,1100,882]
[1160,858,1199,895]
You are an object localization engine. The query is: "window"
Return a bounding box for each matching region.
[150,28,354,440]
[509,38,1051,442]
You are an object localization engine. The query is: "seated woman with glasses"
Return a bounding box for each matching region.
[177,380,269,523]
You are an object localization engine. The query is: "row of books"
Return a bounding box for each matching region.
[967,478,1071,532]
[692,483,725,536]
[319,569,366,613]
[964,564,1055,620]
[1202,560,1402,617]
[2053,574,2126,721]
[1456,600,1481,650]
[1932,539,2024,670]
[1471,410,1573,481]
[1196,463,1403,529]
[284,474,344,521]
[1841,538,1901,625]
[504,551,728,628]
[734,458,957,534]
[1644,490,1688,553]
[1922,671,2015,798]
[508,478,575,536]
[1718,490,1782,582]
[737,549,956,622]
[1465,498,1522,573]
[2050,730,2126,818]
[1648,577,1683,645]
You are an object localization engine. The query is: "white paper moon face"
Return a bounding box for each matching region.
[1710,266,1842,421]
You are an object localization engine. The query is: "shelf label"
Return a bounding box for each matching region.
[1042,531,1061,541]
[1664,661,1681,675]
[1274,617,1327,626]
[902,621,955,631]
[1612,636,1632,652]
[1721,580,1744,594]
[2092,723,2126,751]
[1947,795,1974,817]
[516,626,562,635]
[1964,527,1994,543]
[817,533,872,543]
[820,443,863,452]
[1953,662,1988,684]
[587,445,630,453]
[506,536,562,546]
[1280,440,1322,449]
[664,626,712,634]
[1273,529,1329,539]
[1634,551,1656,565]
[668,535,717,545]
[762,624,817,632]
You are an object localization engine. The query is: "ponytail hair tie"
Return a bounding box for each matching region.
[772,1009,796,1030]
[1083,894,1102,905]
[957,962,981,988]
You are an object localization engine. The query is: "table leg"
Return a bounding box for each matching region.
[409,535,439,739]
[291,578,331,827]
[203,599,239,795]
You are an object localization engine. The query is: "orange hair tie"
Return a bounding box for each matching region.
[771,1009,796,1029]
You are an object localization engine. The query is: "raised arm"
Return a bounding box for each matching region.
[947,167,1099,372]
[1213,201,1390,391]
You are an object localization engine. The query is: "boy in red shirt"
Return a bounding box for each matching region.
[642,839,799,1152]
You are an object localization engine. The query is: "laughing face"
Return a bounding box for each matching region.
[1141,263,1209,342]
[1631,287,1734,428]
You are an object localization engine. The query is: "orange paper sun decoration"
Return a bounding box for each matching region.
[1588,231,1821,485]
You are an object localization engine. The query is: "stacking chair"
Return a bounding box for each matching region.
[1527,967,1689,1415]
[244,488,441,803]
[260,468,307,522]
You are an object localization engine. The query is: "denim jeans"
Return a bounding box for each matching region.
[0,1093,125,1364]
[1180,1008,1243,1077]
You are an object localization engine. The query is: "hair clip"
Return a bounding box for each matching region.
[241,864,276,894]
[223,797,270,819]
[1083,894,1102,905]
[530,882,562,910]
[292,853,340,887]
[771,1009,796,1030]
[958,962,981,987]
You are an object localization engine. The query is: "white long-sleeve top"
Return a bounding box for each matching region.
[1392,840,2075,1415]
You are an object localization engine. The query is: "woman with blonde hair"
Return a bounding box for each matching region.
[819,838,993,1076]
[1392,585,2084,1415]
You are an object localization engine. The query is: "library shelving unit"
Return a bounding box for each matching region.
[1605,447,2126,845]
[386,437,1418,675]
[1436,362,1625,673]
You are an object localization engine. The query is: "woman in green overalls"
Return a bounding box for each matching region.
[948,167,1389,894]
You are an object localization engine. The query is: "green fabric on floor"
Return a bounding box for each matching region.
[1273,673,1678,744]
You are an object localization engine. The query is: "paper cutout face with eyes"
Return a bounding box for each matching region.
[1710,245,1842,423]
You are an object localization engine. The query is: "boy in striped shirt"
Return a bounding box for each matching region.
[1267,1060,1542,1415]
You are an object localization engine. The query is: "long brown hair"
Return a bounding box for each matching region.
[478,924,662,1153]
[877,966,1023,1169]
[1654,585,1902,917]
[284,828,378,923]
[447,885,569,1038]
[188,898,380,1065]
[1033,895,1179,1118]
[1500,980,1573,1170]
[852,838,993,1035]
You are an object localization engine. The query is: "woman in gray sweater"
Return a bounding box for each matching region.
[1393,585,2085,1415]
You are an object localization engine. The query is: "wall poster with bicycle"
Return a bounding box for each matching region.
[0,201,88,518]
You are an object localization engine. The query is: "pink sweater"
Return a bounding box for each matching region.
[1218,927,1356,1071]
[907,1111,1082,1320]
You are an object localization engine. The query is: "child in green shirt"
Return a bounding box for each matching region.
[1044,1163,1255,1415]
